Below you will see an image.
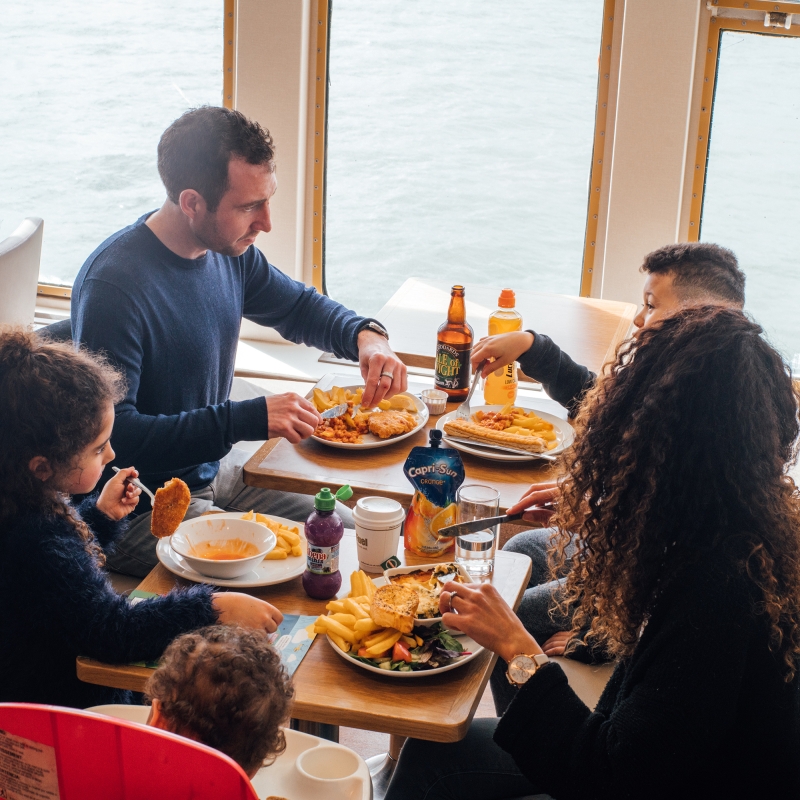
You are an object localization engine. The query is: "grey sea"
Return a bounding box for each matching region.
[1,2,798,357]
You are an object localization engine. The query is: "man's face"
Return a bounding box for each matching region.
[632,272,683,330]
[190,158,277,257]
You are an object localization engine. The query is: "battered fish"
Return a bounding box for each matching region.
[368,410,417,439]
[150,477,191,538]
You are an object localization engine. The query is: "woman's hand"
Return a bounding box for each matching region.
[471,332,534,379]
[96,466,141,520]
[439,581,542,664]
[506,481,560,526]
[213,592,284,633]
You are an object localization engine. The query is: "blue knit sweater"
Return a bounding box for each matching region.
[71,213,376,493]
[0,496,217,708]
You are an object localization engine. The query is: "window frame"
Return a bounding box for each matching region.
[686,1,800,241]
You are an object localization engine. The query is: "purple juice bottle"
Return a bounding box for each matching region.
[302,485,353,600]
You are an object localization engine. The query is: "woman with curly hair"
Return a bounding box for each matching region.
[385,307,800,800]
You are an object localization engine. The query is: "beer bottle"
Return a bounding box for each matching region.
[435,285,473,401]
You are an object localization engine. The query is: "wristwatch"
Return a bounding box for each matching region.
[360,321,390,340]
[506,652,550,686]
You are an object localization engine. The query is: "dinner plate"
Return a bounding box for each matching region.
[326,628,483,678]
[311,387,429,450]
[436,404,574,462]
[156,512,306,588]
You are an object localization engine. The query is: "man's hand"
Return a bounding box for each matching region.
[358,330,407,407]
[266,393,322,443]
[97,466,141,520]
[471,331,534,379]
[506,481,560,526]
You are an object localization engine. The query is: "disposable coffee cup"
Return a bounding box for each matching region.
[352,496,405,573]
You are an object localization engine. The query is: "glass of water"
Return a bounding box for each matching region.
[455,484,500,577]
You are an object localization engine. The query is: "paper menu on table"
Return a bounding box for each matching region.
[125,590,316,674]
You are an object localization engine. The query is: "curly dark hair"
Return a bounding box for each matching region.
[158,106,276,212]
[145,625,294,776]
[642,242,745,306]
[0,327,126,562]
[550,307,800,678]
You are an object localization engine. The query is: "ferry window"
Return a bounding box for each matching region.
[0,0,223,287]
[325,0,605,317]
[700,30,800,359]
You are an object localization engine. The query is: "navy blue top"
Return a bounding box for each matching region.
[72,213,374,491]
[0,496,216,709]
[518,331,596,416]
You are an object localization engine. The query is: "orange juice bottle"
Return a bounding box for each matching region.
[484,289,522,405]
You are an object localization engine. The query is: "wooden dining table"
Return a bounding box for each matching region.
[243,374,564,513]
[77,532,532,744]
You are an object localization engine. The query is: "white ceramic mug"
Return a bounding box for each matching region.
[352,496,405,573]
[294,745,363,800]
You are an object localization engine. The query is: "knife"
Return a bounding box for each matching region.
[320,402,349,419]
[442,434,558,461]
[436,512,526,538]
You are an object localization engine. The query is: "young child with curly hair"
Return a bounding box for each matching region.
[0,328,282,709]
[145,625,294,778]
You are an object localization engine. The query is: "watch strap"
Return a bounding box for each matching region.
[359,320,390,340]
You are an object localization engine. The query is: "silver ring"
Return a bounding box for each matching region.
[448,590,458,614]
[380,372,394,380]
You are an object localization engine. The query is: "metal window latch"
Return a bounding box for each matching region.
[765,12,792,29]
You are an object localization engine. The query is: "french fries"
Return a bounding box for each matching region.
[315,569,405,655]
[246,512,305,558]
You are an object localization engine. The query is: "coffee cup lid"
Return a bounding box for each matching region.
[353,496,405,527]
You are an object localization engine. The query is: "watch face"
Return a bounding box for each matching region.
[508,655,536,685]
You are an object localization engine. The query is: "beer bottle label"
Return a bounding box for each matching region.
[435,343,471,391]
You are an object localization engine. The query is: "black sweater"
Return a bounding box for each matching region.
[518,331,595,415]
[494,553,800,799]
[0,497,217,708]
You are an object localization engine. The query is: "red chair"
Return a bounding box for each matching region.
[0,703,259,800]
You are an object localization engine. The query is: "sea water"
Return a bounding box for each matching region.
[1,3,799,358]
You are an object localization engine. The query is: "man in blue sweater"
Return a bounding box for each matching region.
[72,107,407,576]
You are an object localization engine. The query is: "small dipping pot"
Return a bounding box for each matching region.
[420,389,448,416]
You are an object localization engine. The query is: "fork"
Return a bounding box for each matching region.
[112,466,156,502]
[455,360,485,420]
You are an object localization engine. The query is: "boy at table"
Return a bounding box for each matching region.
[72,107,407,577]
[472,242,748,706]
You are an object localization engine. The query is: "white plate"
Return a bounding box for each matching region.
[436,404,574,462]
[87,706,371,800]
[156,512,306,588]
[327,628,483,678]
[311,387,429,450]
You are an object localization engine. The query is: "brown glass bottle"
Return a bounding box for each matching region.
[435,285,474,400]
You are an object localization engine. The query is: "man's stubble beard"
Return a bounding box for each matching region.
[192,214,249,258]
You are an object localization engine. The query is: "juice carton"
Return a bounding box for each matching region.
[403,429,465,557]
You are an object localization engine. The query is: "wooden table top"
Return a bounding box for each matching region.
[374,278,637,376]
[243,375,563,513]
[77,533,532,742]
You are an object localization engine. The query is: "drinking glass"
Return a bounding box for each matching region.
[455,484,500,577]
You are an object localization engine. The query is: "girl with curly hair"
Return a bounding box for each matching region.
[385,307,800,800]
[0,328,282,709]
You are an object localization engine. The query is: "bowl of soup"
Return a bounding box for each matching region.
[170,516,276,579]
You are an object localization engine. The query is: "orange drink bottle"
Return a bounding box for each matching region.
[484,288,522,405]
[435,285,473,402]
